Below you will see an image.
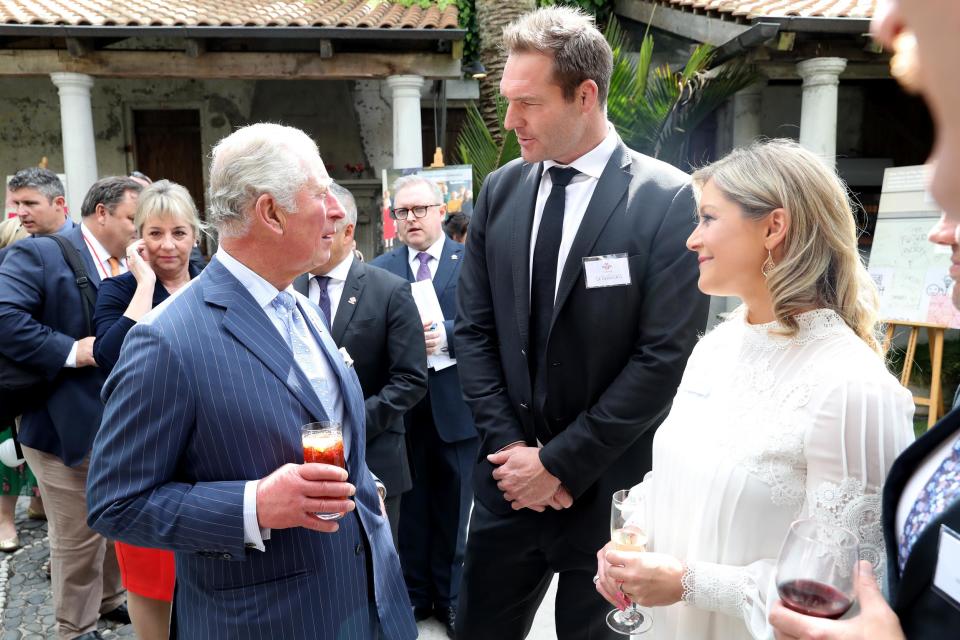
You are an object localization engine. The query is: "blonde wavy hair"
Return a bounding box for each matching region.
[692,139,883,354]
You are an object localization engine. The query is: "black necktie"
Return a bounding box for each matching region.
[529,166,580,382]
[314,275,332,329]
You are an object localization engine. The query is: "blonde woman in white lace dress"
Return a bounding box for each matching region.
[594,139,915,640]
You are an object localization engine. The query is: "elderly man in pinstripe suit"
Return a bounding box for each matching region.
[86,123,417,640]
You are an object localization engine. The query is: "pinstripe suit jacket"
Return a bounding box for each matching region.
[86,257,417,640]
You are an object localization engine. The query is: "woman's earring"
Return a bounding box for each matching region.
[761,250,775,277]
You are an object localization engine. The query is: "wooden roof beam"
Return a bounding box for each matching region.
[0,49,462,79]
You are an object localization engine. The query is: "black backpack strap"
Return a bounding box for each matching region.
[44,234,97,336]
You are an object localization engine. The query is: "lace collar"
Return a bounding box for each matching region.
[734,307,849,348]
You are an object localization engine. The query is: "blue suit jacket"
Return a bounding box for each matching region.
[0,222,105,465]
[371,238,476,443]
[86,257,416,640]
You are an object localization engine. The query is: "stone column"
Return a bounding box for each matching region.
[796,57,847,167]
[385,75,425,170]
[50,73,98,220]
[731,81,765,149]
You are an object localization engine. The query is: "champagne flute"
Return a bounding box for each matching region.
[301,421,346,520]
[606,488,653,635]
[776,519,859,619]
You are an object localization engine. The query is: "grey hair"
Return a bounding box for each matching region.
[391,175,443,205]
[134,179,204,239]
[328,182,358,228]
[208,123,324,238]
[692,139,883,355]
[8,168,65,202]
[503,6,613,106]
[80,177,142,218]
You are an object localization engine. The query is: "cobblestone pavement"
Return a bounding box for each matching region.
[0,497,561,639]
[1,498,133,639]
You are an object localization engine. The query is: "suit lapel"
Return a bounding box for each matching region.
[203,259,329,423]
[888,410,960,609]
[431,238,461,298]
[551,142,631,324]
[512,162,542,350]
[332,260,364,344]
[298,296,366,470]
[68,225,102,289]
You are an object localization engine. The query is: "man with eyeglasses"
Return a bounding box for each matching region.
[372,175,478,639]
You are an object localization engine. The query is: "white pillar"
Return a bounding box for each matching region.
[50,72,98,219]
[731,82,765,149]
[796,57,847,167]
[386,75,425,170]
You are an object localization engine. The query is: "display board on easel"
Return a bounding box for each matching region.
[868,165,959,328]
[868,165,953,427]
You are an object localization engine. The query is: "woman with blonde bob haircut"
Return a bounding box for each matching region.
[594,139,915,640]
[92,179,205,640]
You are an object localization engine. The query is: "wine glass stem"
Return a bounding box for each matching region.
[616,604,641,624]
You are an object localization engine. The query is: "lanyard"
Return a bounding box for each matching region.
[81,232,112,279]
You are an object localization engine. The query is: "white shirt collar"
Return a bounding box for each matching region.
[407,234,445,265]
[542,123,619,180]
[79,222,116,267]
[320,251,353,283]
[215,246,293,310]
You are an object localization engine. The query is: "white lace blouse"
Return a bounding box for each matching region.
[632,308,915,640]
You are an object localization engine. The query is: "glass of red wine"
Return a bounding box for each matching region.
[605,488,653,635]
[776,519,859,620]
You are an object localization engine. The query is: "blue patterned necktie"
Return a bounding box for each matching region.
[415,252,432,282]
[271,291,341,424]
[314,275,332,329]
[898,435,960,571]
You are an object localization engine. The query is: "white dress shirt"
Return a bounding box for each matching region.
[217,247,346,552]
[407,234,448,353]
[309,252,354,323]
[65,224,128,368]
[529,124,619,300]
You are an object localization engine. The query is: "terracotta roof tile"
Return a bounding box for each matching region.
[659,0,876,18]
[0,0,460,30]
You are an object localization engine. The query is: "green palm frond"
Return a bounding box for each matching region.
[458,95,519,188]
[457,16,759,186]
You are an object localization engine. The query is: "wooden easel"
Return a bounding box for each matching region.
[884,320,947,429]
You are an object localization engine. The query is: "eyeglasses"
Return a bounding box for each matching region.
[390,204,440,221]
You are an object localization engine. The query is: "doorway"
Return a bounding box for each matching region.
[132,109,207,253]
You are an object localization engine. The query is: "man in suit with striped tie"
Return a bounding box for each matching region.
[86,123,417,640]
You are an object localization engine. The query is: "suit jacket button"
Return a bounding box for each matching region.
[355,543,363,555]
[519,402,529,411]
[520,349,526,357]
[550,362,561,367]
[221,553,232,560]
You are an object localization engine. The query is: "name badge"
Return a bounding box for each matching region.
[583,253,631,289]
[933,525,960,611]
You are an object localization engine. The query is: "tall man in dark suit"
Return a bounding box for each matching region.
[452,7,707,639]
[372,175,478,638]
[295,183,428,545]
[0,176,142,640]
[86,124,417,640]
